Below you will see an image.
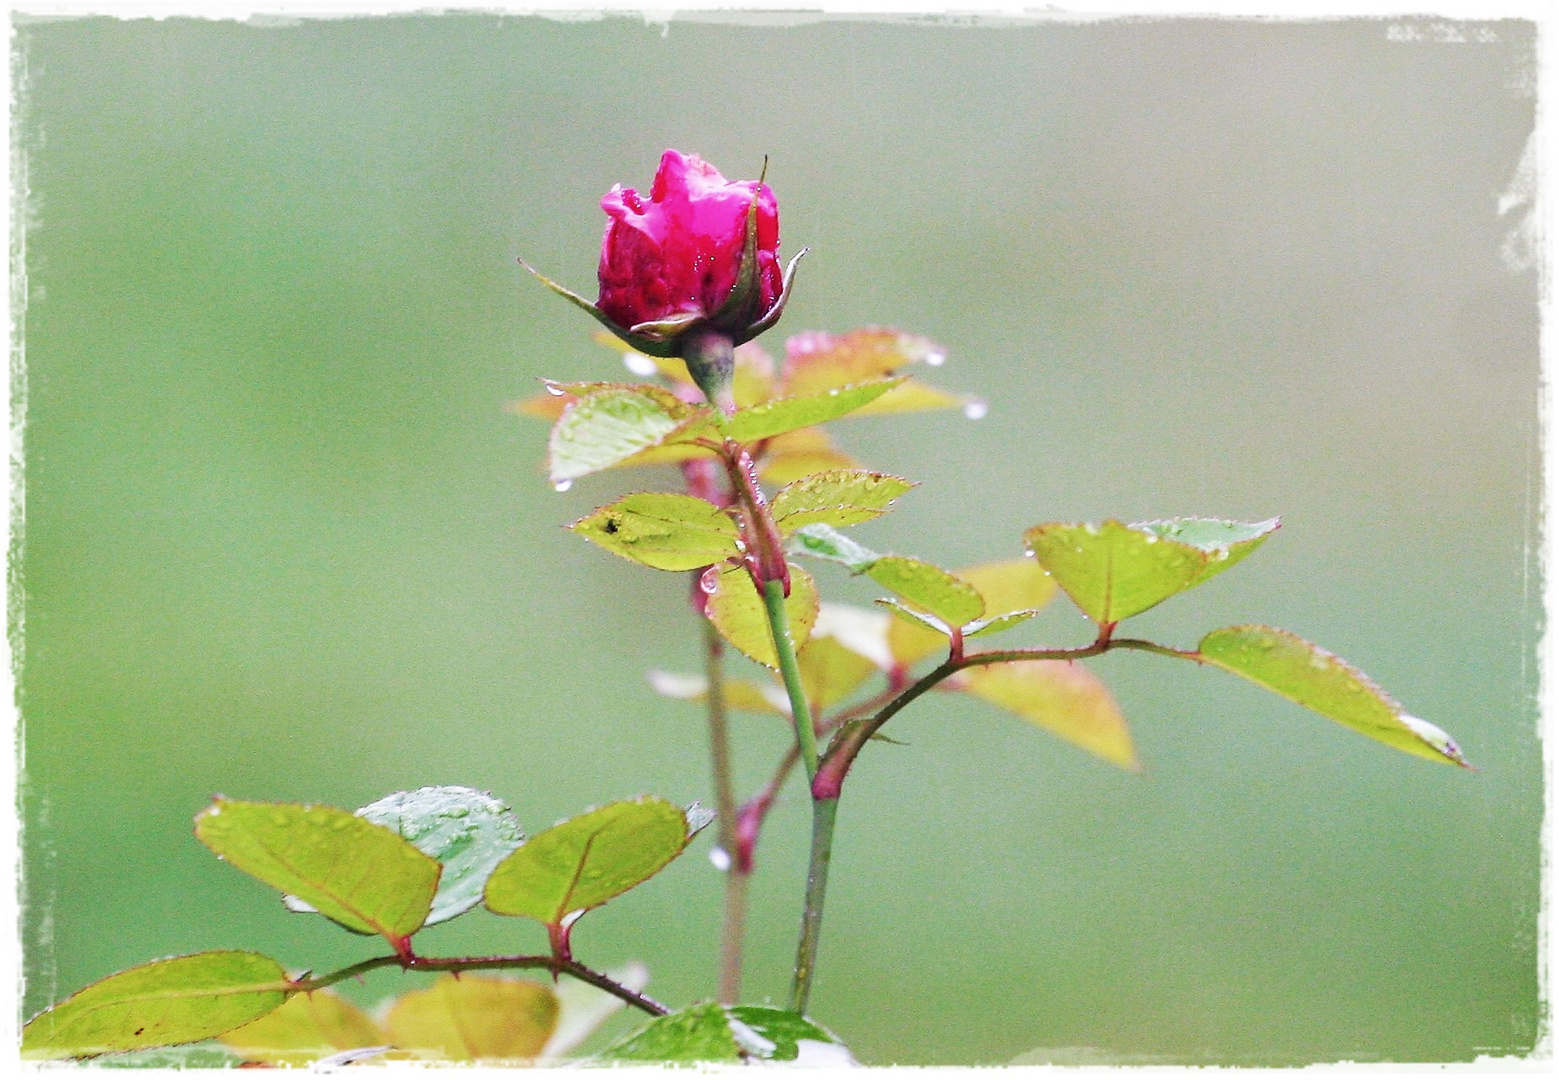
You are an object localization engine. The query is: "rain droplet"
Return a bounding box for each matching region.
[622,352,657,377]
[553,479,573,493]
[709,847,732,872]
[925,351,946,367]
[544,383,566,396]
[962,400,988,420]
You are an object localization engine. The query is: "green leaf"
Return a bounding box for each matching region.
[1134,516,1282,587]
[866,555,985,626]
[599,1001,742,1062]
[23,951,291,1060]
[384,975,559,1063]
[1025,517,1280,625]
[195,798,439,941]
[357,787,524,927]
[726,1005,853,1064]
[483,796,695,925]
[788,524,983,626]
[1197,625,1471,766]
[599,1002,852,1064]
[965,608,1045,638]
[220,987,386,1068]
[548,388,712,486]
[571,492,741,571]
[704,561,820,669]
[770,469,916,534]
[722,378,905,442]
[888,558,1058,665]
[877,597,951,637]
[961,660,1140,771]
[789,521,880,572]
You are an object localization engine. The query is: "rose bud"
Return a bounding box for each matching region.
[520,150,806,414]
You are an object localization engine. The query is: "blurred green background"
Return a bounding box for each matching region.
[15,13,1540,1065]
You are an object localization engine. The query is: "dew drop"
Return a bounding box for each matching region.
[553,479,573,493]
[622,352,657,377]
[709,847,732,872]
[962,400,988,420]
[925,351,946,367]
[544,383,566,396]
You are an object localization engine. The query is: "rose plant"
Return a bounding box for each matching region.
[20,151,1471,1065]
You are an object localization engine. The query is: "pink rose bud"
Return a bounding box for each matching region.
[597,150,783,336]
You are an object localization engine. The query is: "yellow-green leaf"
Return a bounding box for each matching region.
[548,388,714,486]
[571,492,741,571]
[798,635,879,710]
[780,327,945,397]
[646,669,789,714]
[757,427,860,485]
[484,797,694,925]
[220,987,386,1067]
[867,555,985,627]
[770,470,916,534]
[1025,518,1279,625]
[850,377,976,417]
[195,798,439,941]
[384,975,559,1062]
[958,558,1059,617]
[722,378,905,443]
[704,562,820,669]
[962,661,1140,771]
[1198,625,1470,766]
[23,951,290,1060]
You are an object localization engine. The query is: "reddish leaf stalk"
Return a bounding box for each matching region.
[722,440,790,596]
[298,952,668,1017]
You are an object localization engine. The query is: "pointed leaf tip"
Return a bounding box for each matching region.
[1197,625,1470,767]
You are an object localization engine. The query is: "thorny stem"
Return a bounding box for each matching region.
[813,637,1203,799]
[701,616,748,1004]
[294,953,668,1017]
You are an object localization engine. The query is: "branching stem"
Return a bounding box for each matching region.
[294,953,668,1017]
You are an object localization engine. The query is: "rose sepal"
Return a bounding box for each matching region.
[734,247,808,346]
[518,257,682,358]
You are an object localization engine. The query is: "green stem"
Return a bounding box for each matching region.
[762,578,818,779]
[789,796,838,1015]
[701,616,748,1003]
